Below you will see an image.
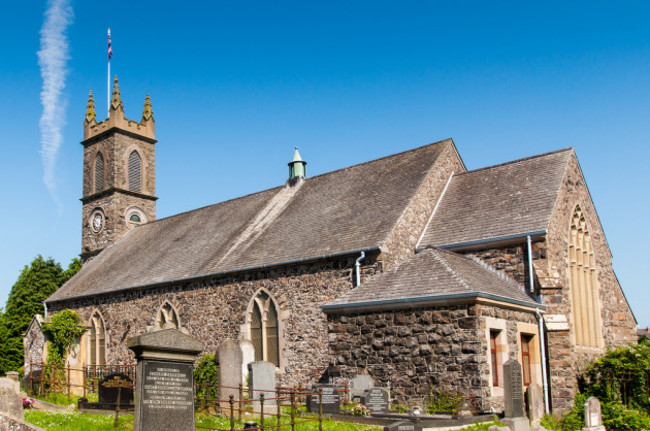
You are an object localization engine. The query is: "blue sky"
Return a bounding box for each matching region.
[0,1,648,327]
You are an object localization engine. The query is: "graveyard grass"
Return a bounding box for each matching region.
[24,410,385,430]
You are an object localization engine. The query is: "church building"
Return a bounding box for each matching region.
[26,81,637,413]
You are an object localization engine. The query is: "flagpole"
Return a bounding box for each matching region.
[107,27,111,117]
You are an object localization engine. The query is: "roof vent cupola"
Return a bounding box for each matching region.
[287,147,307,187]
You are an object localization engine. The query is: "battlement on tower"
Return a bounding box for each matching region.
[83,76,155,142]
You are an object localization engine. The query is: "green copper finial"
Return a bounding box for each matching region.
[288,147,307,181]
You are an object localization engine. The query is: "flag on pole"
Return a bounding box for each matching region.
[108,28,113,60]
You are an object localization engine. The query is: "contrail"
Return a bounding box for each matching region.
[37,0,73,210]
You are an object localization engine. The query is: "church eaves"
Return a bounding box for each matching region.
[47,139,452,303]
[322,248,542,312]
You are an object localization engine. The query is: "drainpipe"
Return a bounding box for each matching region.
[527,235,550,413]
[355,251,366,287]
[43,301,48,319]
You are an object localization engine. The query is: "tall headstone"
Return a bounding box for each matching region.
[217,340,243,411]
[239,340,255,383]
[583,397,606,431]
[525,383,544,427]
[127,329,203,431]
[248,361,276,412]
[503,360,525,418]
[502,359,529,431]
[0,378,23,421]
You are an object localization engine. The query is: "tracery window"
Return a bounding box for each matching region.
[569,206,602,348]
[248,291,280,367]
[128,150,142,192]
[94,152,104,192]
[155,302,180,330]
[88,311,106,366]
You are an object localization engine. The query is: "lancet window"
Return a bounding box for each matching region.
[128,150,142,192]
[249,291,280,367]
[569,206,602,348]
[94,152,104,192]
[88,311,106,366]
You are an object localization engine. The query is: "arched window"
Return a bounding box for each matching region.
[88,312,106,366]
[155,302,180,330]
[128,151,142,192]
[248,291,280,366]
[569,206,602,348]
[94,152,104,192]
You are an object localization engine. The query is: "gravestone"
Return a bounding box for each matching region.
[503,359,525,418]
[384,420,423,431]
[217,340,243,411]
[127,328,203,431]
[0,378,23,420]
[583,397,606,431]
[99,373,134,408]
[502,359,529,431]
[350,374,375,400]
[239,340,255,382]
[307,384,340,414]
[248,361,276,412]
[525,383,544,427]
[362,387,389,414]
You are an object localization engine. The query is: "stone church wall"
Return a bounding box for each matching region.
[460,152,637,412]
[23,319,44,376]
[326,303,537,412]
[381,143,466,269]
[48,254,381,388]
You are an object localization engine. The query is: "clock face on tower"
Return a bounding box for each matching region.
[91,211,104,233]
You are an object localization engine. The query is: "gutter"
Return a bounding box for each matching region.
[419,230,547,252]
[47,246,380,305]
[527,235,550,414]
[321,291,544,313]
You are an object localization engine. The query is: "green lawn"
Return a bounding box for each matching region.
[25,411,134,431]
[25,411,381,431]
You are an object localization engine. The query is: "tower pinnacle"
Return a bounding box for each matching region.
[84,90,96,125]
[141,95,154,122]
[110,75,124,113]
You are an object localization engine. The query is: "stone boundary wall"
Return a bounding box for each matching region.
[0,414,46,431]
[48,254,382,388]
[327,303,537,412]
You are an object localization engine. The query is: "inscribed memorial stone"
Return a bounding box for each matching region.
[127,329,203,431]
[362,388,389,414]
[503,359,525,418]
[384,421,423,431]
[307,384,340,414]
[98,373,134,408]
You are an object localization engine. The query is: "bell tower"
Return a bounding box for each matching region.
[80,76,157,263]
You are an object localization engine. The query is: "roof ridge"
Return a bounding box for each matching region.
[305,138,453,182]
[135,139,453,228]
[455,147,573,177]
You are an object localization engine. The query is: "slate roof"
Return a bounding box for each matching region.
[419,148,573,248]
[323,248,541,311]
[48,139,452,303]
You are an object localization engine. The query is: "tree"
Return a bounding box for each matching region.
[0,255,81,374]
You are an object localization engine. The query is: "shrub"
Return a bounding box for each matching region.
[194,353,219,402]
